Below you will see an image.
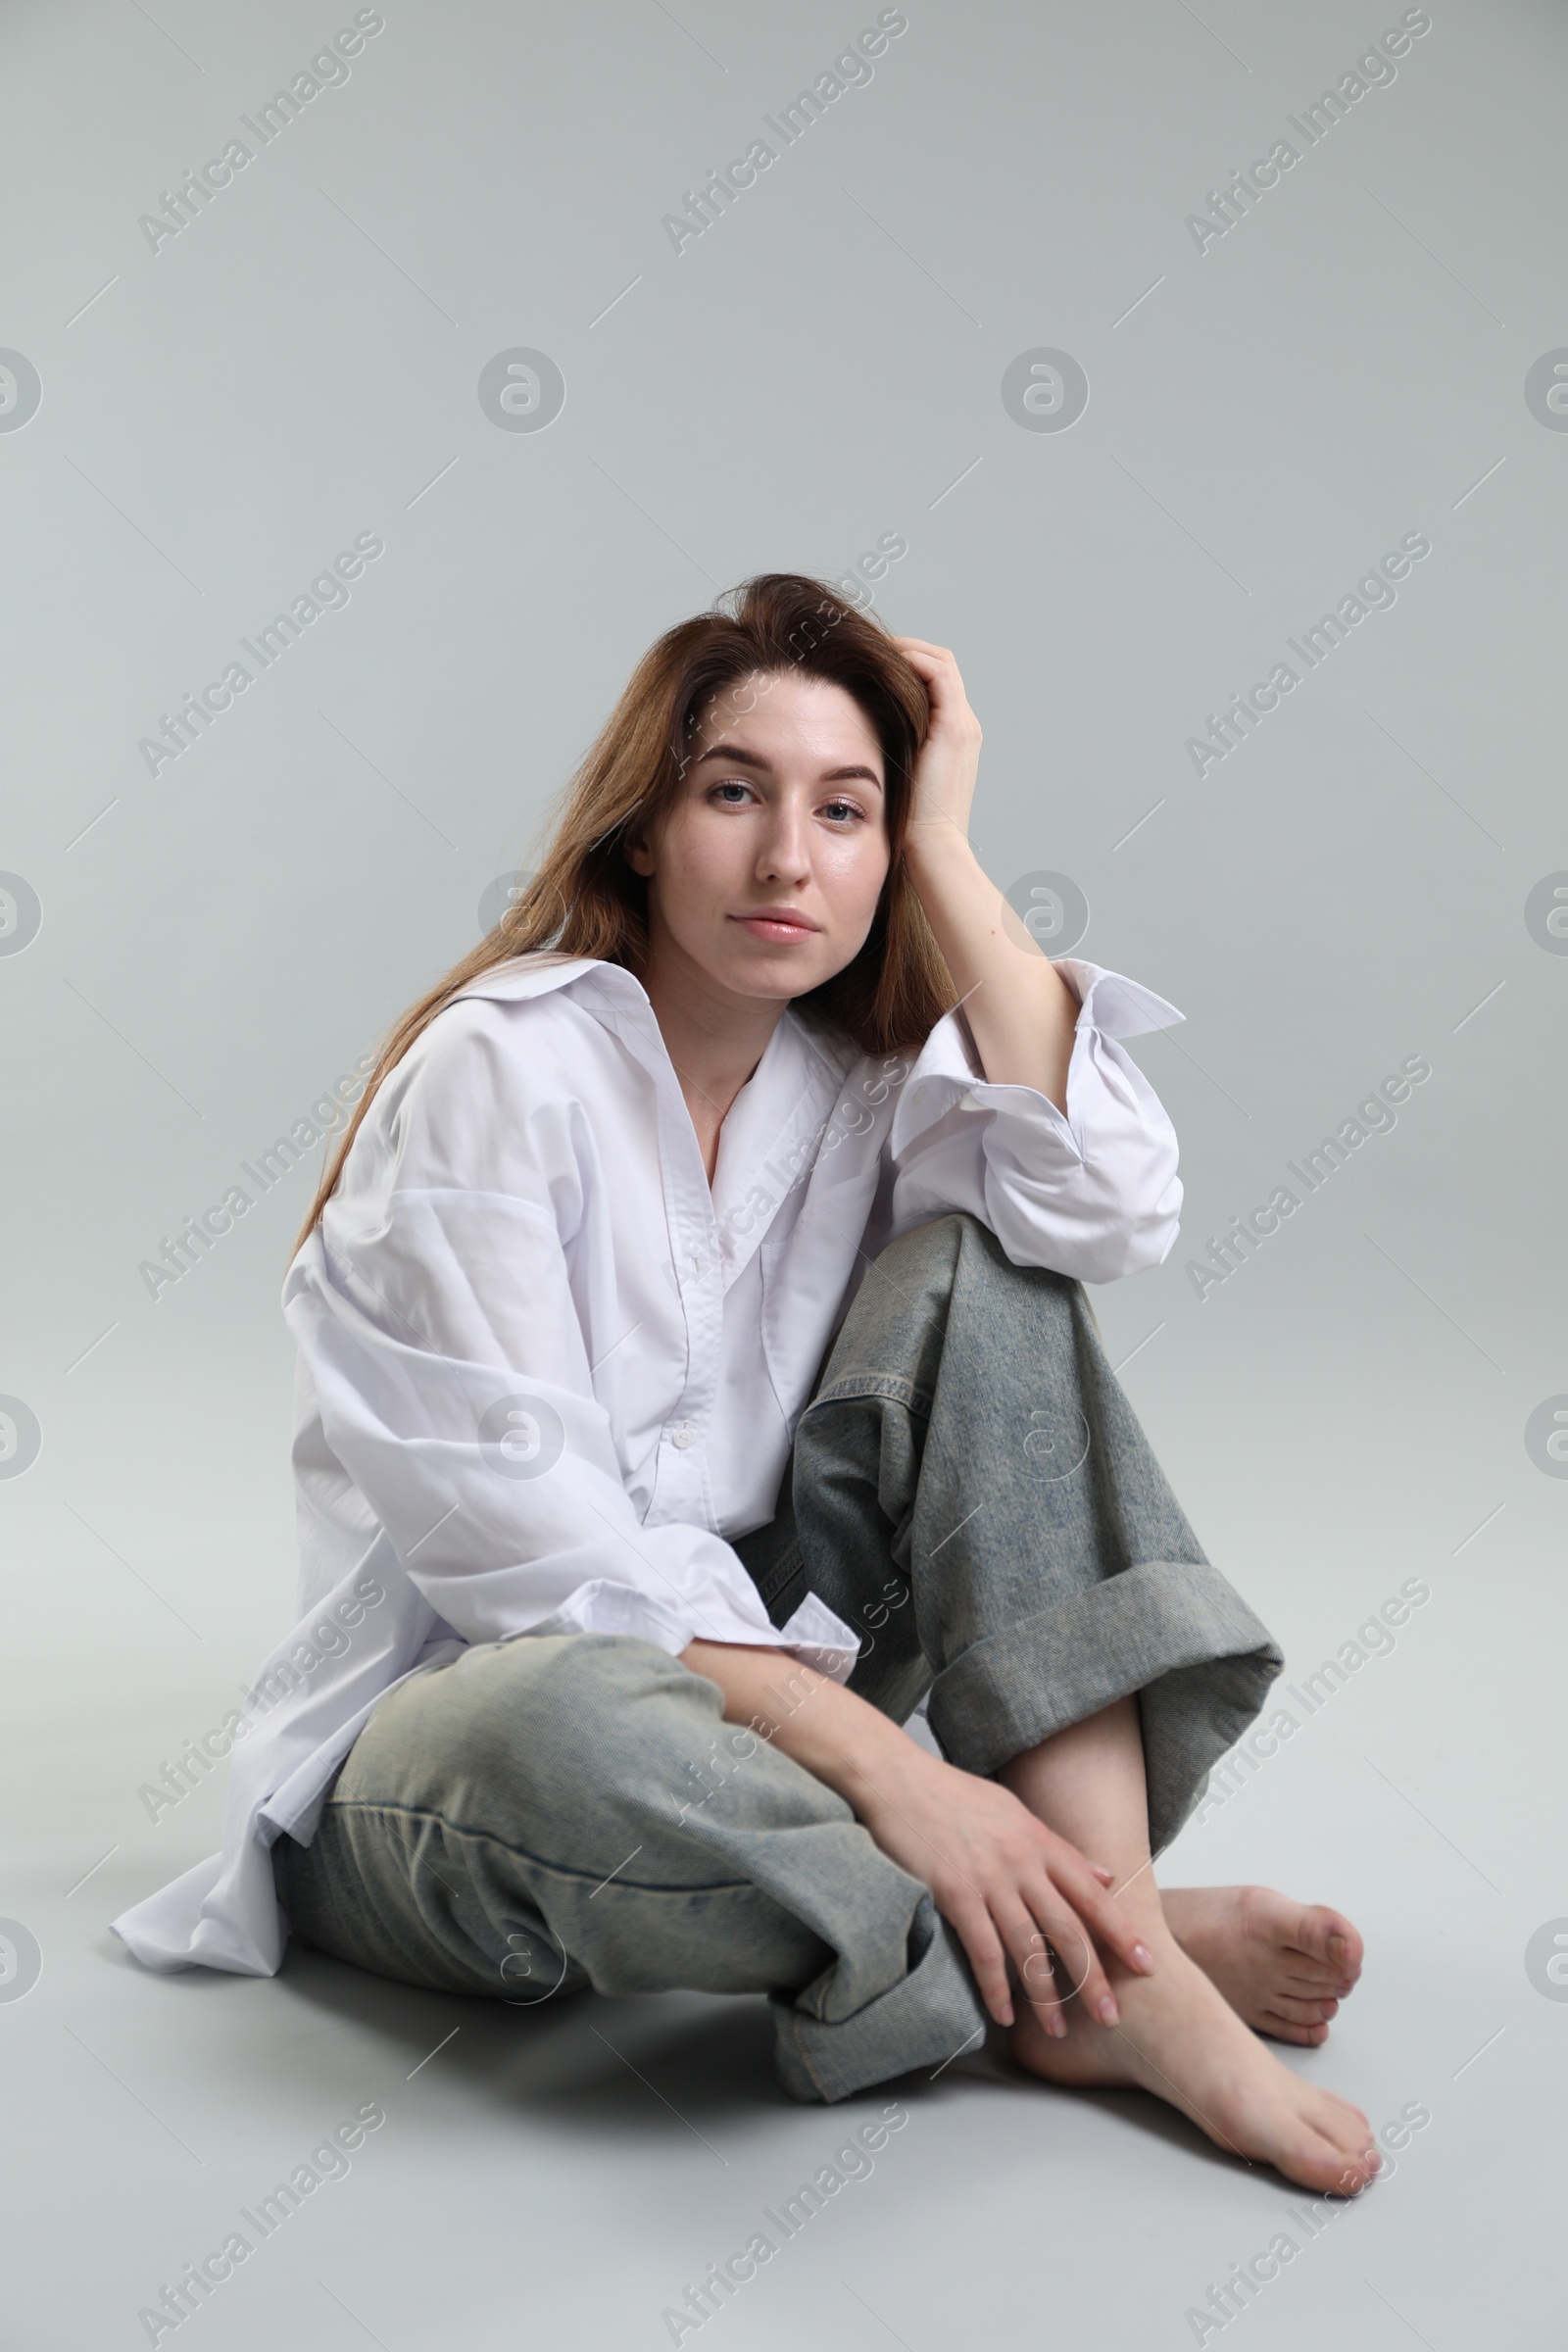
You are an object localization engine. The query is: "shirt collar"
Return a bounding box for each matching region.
[448,953,856,1078]
[447,953,642,1011]
[447,955,857,1280]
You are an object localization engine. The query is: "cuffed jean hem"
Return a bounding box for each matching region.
[771,1900,989,2106]
[926,1558,1283,1852]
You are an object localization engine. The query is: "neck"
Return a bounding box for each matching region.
[637,937,789,1161]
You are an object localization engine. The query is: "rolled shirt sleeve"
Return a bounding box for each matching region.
[282,1028,860,1683]
[887,958,1185,1283]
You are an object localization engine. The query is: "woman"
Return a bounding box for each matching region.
[115,574,1377,2193]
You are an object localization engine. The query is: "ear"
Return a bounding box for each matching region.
[622,823,656,879]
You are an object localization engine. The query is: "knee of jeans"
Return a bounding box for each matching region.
[448,1633,710,1789]
[878,1211,1076,1311]
[871,1210,973,1274]
[956,1215,1079,1311]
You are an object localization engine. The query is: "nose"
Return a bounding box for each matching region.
[756,794,812,886]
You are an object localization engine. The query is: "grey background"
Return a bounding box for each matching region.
[2,0,1565,2344]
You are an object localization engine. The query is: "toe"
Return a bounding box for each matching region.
[1307,2122,1380,2193]
[1283,1963,1348,1994]
[1271,1993,1340,2024]
[1258,2012,1329,2046]
[1279,2120,1375,2193]
[1314,2093,1379,2154]
[1289,1905,1364,1985]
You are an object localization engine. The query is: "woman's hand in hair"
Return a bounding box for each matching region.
[894,637,982,852]
[889,635,1079,1111]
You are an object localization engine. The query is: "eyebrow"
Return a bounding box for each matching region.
[692,741,884,790]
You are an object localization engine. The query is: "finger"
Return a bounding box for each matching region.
[947,1899,1014,2027]
[1004,1920,1067,2035]
[892,641,962,688]
[1059,1873,1156,1976]
[1027,1890,1119,2027]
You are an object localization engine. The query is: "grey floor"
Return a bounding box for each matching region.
[8,1256,1563,2350]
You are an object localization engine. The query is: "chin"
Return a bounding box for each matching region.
[718,947,835,1001]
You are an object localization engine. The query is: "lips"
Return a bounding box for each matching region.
[729,910,820,941]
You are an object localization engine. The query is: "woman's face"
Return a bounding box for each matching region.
[626,669,892,1004]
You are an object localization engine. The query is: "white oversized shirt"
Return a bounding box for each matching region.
[114,952,1185,1976]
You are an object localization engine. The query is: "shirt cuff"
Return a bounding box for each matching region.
[510,1577,862,1686]
[771,1590,861,1684]
[889,957,1185,1161]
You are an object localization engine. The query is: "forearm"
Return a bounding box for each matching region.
[902,833,1079,1112]
[677,1639,927,1817]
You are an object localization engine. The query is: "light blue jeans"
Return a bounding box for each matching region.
[273,1214,1283,2102]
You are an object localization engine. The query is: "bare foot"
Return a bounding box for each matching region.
[1007,1927,1380,2194]
[1161,1886,1363,2046]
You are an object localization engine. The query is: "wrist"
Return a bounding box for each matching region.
[775,1681,928,1817]
[837,1725,951,1827]
[901,822,978,879]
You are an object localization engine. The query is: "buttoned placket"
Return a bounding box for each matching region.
[598,986,877,1537]
[607,999,727,1533]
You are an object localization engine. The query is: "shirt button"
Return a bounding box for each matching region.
[669,1424,696,1449]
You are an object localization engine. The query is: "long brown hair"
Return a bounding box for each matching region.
[292,571,954,1257]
